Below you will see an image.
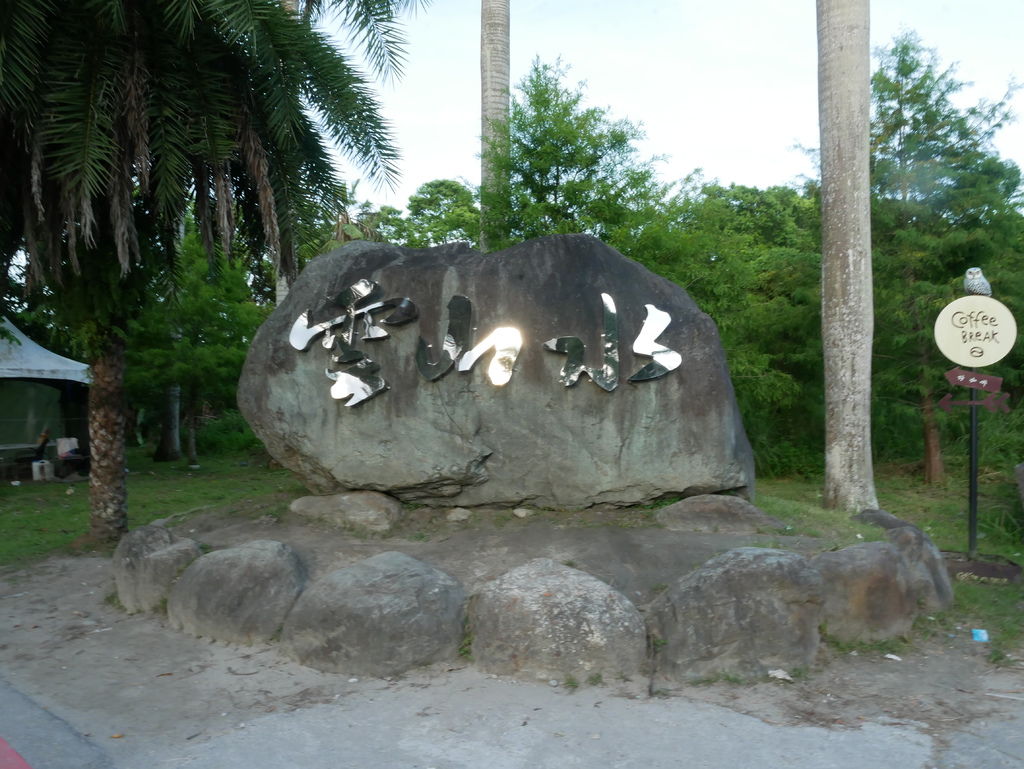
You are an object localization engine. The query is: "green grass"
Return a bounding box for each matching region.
[0,447,304,565]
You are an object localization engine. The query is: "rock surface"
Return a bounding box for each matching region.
[238,235,754,508]
[289,491,402,533]
[469,558,647,680]
[812,542,916,642]
[886,525,954,611]
[648,548,823,680]
[167,540,307,644]
[282,551,465,676]
[111,525,202,613]
[656,494,784,533]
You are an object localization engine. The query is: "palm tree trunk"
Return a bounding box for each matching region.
[88,333,128,541]
[817,0,878,511]
[480,0,510,252]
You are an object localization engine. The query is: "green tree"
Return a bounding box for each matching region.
[125,230,265,466]
[481,59,666,251]
[375,179,480,247]
[0,0,418,541]
[869,33,1024,482]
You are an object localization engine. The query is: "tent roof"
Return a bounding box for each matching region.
[0,318,90,384]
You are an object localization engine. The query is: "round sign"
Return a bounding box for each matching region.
[934,295,1017,367]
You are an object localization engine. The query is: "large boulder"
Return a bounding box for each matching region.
[648,548,823,680]
[238,235,754,508]
[469,558,647,681]
[281,551,465,676]
[111,525,202,613]
[167,540,307,644]
[812,542,917,642]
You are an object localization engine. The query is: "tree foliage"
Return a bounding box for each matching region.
[376,179,480,247]
[125,226,266,464]
[0,0,419,540]
[869,33,1024,481]
[481,60,666,251]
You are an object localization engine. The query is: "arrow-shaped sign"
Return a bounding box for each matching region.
[944,367,1003,393]
[938,392,1011,414]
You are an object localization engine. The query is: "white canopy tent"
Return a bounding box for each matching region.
[0,318,90,453]
[0,318,90,383]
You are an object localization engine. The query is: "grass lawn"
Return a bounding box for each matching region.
[0,447,306,565]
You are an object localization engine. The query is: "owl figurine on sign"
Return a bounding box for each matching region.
[963,267,992,297]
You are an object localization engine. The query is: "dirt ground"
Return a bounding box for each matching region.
[1,509,1022,764]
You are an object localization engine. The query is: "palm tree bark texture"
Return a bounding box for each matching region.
[88,332,128,541]
[480,0,510,252]
[816,0,879,511]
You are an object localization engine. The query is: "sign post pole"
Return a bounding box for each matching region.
[968,388,979,558]
[933,294,1017,558]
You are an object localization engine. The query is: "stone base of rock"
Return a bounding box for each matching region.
[289,491,403,533]
[117,501,953,683]
[281,551,465,677]
[656,494,785,534]
[470,558,647,681]
[111,525,202,613]
[648,548,824,680]
[167,540,307,644]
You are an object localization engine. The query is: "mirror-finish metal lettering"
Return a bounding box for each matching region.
[325,360,386,407]
[457,327,523,386]
[416,295,472,381]
[292,280,681,407]
[628,304,682,382]
[544,293,620,392]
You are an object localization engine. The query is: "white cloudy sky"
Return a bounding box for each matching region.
[336,0,1024,210]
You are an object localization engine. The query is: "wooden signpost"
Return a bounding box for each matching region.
[933,295,1017,559]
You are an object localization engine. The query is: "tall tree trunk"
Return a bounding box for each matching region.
[817,0,878,511]
[185,405,199,467]
[88,333,128,541]
[153,384,182,461]
[921,391,945,484]
[480,0,510,252]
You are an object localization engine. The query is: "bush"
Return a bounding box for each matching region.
[196,411,263,454]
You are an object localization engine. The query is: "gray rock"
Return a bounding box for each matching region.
[289,491,402,533]
[812,542,916,642]
[469,558,647,681]
[648,548,823,681]
[446,507,472,522]
[167,540,307,644]
[656,494,784,533]
[886,525,954,610]
[852,508,913,530]
[111,525,202,613]
[282,551,465,676]
[238,235,754,508]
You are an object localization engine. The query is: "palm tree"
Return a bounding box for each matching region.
[816,0,879,510]
[0,0,418,541]
[480,0,510,252]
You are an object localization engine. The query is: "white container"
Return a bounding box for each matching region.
[32,460,54,481]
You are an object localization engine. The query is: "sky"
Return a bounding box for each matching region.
[338,0,1024,211]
